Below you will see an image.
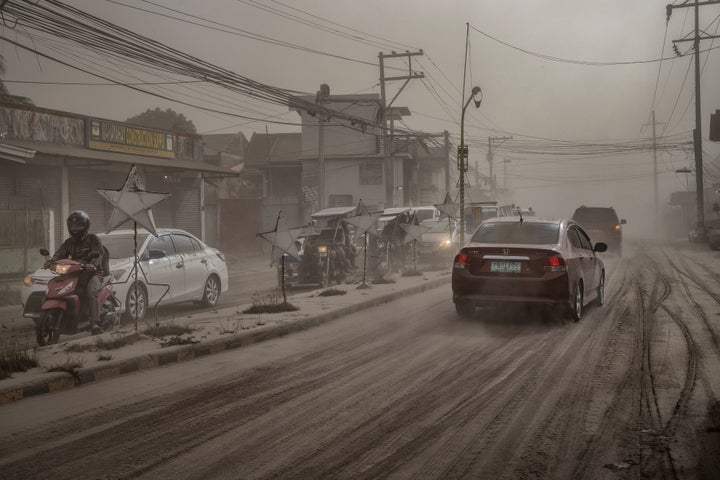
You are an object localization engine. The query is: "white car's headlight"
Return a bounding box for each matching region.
[110,268,127,281]
[23,276,34,287]
[438,240,452,248]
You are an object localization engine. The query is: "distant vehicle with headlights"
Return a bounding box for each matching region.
[417,218,458,267]
[571,206,626,256]
[22,228,228,323]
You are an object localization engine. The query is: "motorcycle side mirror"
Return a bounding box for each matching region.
[40,248,50,256]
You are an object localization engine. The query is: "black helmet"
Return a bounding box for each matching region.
[67,210,90,239]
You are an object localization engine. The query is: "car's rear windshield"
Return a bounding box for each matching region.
[99,234,149,259]
[470,222,560,245]
[572,208,619,224]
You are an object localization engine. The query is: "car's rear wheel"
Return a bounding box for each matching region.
[455,301,475,318]
[124,283,147,323]
[569,282,583,322]
[593,272,605,306]
[200,275,220,307]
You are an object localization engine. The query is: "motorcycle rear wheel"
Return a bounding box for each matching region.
[36,308,63,346]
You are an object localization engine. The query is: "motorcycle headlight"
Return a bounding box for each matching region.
[54,264,71,275]
[318,245,328,254]
[110,268,127,281]
[23,275,34,287]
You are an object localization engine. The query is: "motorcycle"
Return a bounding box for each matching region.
[35,248,121,346]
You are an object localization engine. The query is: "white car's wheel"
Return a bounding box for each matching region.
[124,283,147,323]
[200,275,220,307]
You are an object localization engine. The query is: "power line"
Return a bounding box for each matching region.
[469,23,720,66]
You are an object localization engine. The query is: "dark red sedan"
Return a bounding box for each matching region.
[452,216,607,321]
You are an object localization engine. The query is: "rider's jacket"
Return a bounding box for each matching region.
[50,233,104,274]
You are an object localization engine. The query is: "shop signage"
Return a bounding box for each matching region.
[87,118,175,158]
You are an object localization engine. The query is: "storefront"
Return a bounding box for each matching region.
[0,103,236,276]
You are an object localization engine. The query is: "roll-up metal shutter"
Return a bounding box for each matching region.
[173,178,201,238]
[145,173,174,230]
[69,168,115,234]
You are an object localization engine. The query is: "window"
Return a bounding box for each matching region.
[470,222,560,244]
[359,159,383,185]
[172,234,196,254]
[147,235,176,257]
[576,227,594,250]
[567,227,584,249]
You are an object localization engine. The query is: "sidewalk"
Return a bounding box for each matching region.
[0,270,451,405]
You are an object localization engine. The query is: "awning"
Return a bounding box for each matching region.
[0,142,36,164]
[8,140,240,176]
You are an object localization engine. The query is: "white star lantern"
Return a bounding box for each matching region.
[257,212,300,264]
[97,165,170,236]
[435,192,459,221]
[401,222,431,245]
[343,204,380,242]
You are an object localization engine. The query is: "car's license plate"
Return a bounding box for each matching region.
[490,261,521,273]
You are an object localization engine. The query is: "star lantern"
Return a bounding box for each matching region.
[257,212,300,265]
[401,222,432,245]
[435,192,459,221]
[97,164,171,236]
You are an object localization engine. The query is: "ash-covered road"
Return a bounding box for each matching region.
[1,242,719,479]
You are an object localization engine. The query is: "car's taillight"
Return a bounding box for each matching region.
[545,255,567,273]
[454,252,468,269]
[216,252,226,263]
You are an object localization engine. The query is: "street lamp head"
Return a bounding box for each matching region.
[471,86,482,108]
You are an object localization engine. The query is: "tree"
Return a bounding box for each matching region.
[0,54,33,105]
[125,107,197,133]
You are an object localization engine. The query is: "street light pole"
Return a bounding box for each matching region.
[458,86,482,246]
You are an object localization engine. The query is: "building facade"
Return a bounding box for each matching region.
[0,103,237,276]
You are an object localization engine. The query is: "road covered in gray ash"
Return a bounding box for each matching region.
[1,241,719,479]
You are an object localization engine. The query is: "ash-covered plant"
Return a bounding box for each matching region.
[242,291,298,314]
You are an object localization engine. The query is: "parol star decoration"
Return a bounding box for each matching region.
[343,202,380,242]
[435,192,459,221]
[257,212,300,264]
[97,164,171,236]
[401,222,432,245]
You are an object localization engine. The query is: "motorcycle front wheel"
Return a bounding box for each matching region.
[36,308,63,346]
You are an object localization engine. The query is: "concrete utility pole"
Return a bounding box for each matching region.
[642,110,666,229]
[487,136,512,199]
[667,0,720,239]
[378,50,424,208]
[316,84,329,210]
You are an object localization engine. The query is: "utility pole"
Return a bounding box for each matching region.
[487,135,512,199]
[667,0,720,239]
[444,130,451,195]
[316,84,329,210]
[642,110,666,229]
[378,51,424,208]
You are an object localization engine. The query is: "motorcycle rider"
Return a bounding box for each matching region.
[44,211,104,333]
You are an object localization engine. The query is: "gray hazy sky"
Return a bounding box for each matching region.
[3,0,720,232]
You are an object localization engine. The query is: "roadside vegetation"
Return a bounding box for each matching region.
[242,292,298,314]
[0,341,38,380]
[318,288,347,297]
[64,333,143,352]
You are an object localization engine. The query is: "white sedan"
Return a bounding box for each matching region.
[22,228,229,323]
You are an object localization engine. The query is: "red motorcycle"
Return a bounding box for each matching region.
[36,249,121,346]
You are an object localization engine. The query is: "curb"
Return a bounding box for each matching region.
[0,275,450,404]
